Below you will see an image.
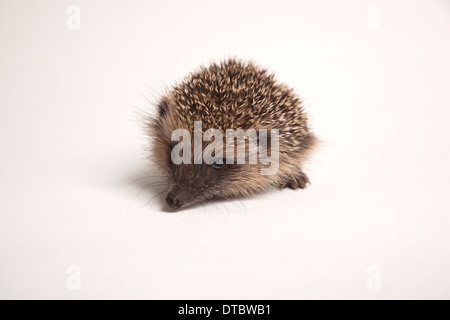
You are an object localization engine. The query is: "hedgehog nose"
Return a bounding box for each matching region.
[166,192,184,209]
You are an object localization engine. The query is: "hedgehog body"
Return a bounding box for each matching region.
[148,59,317,209]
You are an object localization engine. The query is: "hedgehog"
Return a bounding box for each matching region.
[147,59,317,210]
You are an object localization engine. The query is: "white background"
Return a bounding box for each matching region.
[1,0,449,299]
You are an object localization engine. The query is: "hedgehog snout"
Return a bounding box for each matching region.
[165,192,184,209]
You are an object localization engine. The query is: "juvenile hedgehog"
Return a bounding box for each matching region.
[148,59,317,209]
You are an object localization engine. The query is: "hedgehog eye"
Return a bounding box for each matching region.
[212,159,224,169]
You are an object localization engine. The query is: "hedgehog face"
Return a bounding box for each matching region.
[151,118,280,210]
[165,159,247,209]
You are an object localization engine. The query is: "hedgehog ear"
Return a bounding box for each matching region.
[158,99,168,119]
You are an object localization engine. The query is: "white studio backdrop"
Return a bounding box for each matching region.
[0,0,449,299]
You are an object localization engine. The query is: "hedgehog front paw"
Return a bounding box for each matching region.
[280,171,310,190]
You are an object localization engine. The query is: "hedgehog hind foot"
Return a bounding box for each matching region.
[280,171,310,190]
